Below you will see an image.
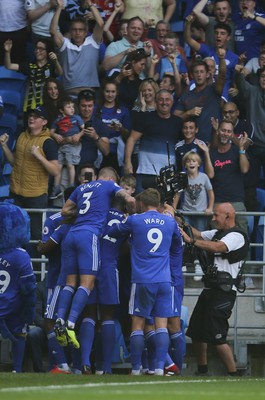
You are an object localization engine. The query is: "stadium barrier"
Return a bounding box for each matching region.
[0,208,265,374]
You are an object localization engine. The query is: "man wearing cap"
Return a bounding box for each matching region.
[0,106,59,240]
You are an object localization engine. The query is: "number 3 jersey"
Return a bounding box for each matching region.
[109,210,182,284]
[69,180,122,235]
[0,248,34,317]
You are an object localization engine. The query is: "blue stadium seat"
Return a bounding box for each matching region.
[247,216,254,238]
[0,112,17,137]
[0,162,13,186]
[256,188,265,212]
[0,89,22,115]
[256,216,264,261]
[0,184,10,199]
[0,66,26,93]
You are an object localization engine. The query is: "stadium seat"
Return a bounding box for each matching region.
[0,66,26,93]
[0,89,23,114]
[0,184,10,199]
[256,216,265,261]
[256,188,265,212]
[0,112,17,144]
[247,215,254,238]
[0,162,12,186]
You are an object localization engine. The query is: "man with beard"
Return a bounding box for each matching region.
[209,120,249,232]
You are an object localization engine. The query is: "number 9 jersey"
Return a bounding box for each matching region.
[108,210,182,284]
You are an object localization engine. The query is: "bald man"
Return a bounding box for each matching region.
[180,202,249,376]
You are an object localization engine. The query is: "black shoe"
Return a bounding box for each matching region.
[82,365,92,375]
[227,370,244,377]
[195,371,211,376]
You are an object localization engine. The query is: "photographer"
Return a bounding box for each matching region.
[180,202,249,376]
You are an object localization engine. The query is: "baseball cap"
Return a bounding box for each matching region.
[29,105,48,120]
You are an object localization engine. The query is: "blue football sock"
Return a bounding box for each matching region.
[12,335,26,372]
[68,286,91,325]
[130,330,144,371]
[145,330,156,372]
[57,285,75,321]
[101,320,115,373]
[141,347,149,371]
[164,352,174,368]
[170,330,185,370]
[47,330,67,367]
[155,328,169,370]
[79,318,95,367]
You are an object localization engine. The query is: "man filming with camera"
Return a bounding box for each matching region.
[180,202,249,376]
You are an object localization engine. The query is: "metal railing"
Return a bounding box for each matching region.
[26,208,265,368]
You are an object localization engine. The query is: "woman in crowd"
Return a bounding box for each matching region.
[4,39,63,116]
[130,78,160,173]
[42,78,66,128]
[113,48,150,110]
[95,78,131,174]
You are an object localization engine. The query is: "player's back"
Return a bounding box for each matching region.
[127,210,179,283]
[0,248,32,317]
[70,180,122,235]
[100,208,126,268]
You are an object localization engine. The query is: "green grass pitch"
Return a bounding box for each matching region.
[0,374,265,400]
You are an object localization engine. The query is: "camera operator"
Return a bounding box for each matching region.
[180,202,249,376]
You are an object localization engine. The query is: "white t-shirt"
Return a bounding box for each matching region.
[0,0,27,31]
[25,0,67,37]
[201,229,245,279]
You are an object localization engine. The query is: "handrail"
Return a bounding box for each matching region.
[25,207,265,367]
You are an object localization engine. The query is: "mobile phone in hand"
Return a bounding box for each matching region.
[84,172,93,182]
[84,121,92,129]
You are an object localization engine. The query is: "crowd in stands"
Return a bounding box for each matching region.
[0,0,265,375]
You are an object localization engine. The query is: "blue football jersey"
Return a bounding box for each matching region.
[109,210,182,284]
[0,248,34,317]
[100,208,126,269]
[42,212,63,289]
[69,180,122,235]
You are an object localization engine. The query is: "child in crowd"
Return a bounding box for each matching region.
[174,151,214,229]
[50,97,84,199]
[174,151,214,281]
[154,32,188,81]
[175,117,209,172]
[120,174,136,196]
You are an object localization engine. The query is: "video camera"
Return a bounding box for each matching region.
[155,142,188,203]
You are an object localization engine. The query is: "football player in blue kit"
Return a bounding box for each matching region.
[80,196,128,375]
[108,188,183,375]
[0,203,36,373]
[38,164,98,373]
[55,167,135,348]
